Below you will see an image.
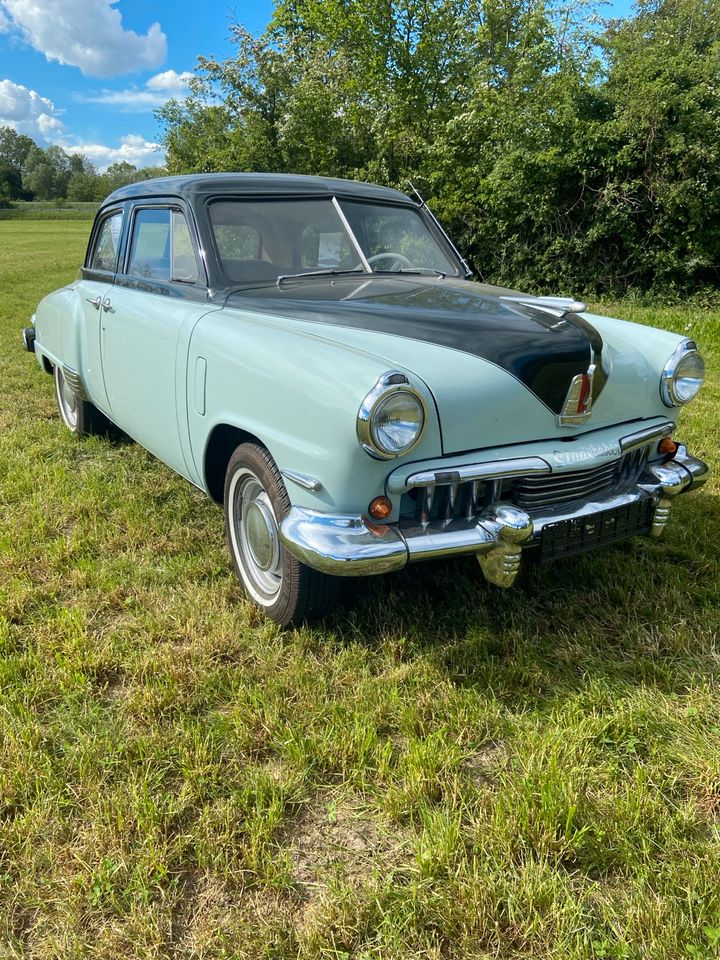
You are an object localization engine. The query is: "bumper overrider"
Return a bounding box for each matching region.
[279,442,710,587]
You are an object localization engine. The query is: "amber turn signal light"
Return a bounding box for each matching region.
[658,437,679,457]
[368,495,393,520]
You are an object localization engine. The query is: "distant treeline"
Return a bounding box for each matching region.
[157,0,720,298]
[0,129,164,209]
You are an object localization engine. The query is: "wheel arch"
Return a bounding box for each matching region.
[204,423,270,503]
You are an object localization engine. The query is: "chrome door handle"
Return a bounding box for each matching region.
[100,297,114,313]
[86,295,102,310]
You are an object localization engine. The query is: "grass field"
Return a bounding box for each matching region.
[1,220,719,959]
[0,202,98,221]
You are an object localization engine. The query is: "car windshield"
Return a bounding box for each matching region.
[208,196,461,285]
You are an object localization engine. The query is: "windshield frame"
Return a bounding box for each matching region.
[204,192,467,288]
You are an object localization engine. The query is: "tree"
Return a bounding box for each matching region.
[158,0,720,296]
[0,127,35,171]
[0,159,22,205]
[158,1,482,181]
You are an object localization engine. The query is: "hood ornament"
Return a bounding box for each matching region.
[558,364,595,426]
[500,295,587,320]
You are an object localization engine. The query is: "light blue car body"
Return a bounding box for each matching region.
[28,173,709,588]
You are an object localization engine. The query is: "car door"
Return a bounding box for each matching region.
[99,201,216,481]
[74,206,125,413]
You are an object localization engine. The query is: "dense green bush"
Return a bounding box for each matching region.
[158,0,720,298]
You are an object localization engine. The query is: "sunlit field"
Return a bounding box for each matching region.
[1,221,718,959]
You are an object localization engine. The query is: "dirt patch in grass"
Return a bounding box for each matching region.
[463,742,506,787]
[169,871,298,957]
[287,795,405,894]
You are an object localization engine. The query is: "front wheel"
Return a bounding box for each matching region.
[224,443,339,625]
[54,365,113,436]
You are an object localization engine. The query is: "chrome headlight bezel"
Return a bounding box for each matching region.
[661,340,706,407]
[357,370,427,460]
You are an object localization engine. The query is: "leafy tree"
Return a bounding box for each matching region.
[158,1,482,181]
[158,0,720,296]
[0,159,22,205]
[0,127,35,171]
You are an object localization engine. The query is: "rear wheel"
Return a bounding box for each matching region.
[54,365,113,436]
[224,442,339,625]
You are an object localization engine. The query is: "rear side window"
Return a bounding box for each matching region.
[90,211,123,272]
[127,207,200,283]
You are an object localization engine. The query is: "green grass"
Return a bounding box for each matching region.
[0,202,98,221]
[0,220,719,959]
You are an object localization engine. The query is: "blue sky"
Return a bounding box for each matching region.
[0,0,634,171]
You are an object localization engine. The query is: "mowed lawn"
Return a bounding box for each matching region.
[1,221,719,960]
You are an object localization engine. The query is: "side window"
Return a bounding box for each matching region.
[128,208,171,280]
[90,211,123,272]
[127,207,201,283]
[171,209,200,283]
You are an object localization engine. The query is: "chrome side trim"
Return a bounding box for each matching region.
[281,469,323,493]
[62,365,86,400]
[619,420,674,452]
[395,456,551,492]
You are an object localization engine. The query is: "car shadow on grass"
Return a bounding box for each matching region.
[328,489,720,706]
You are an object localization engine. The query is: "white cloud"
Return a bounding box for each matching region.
[0,7,10,30]
[63,133,164,169]
[0,0,167,77]
[0,78,165,169]
[0,77,62,141]
[81,69,193,111]
[146,69,193,92]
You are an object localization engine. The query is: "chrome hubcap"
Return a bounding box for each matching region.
[229,469,282,604]
[56,368,78,429]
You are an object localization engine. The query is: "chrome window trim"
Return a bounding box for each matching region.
[122,200,208,289]
[85,207,124,276]
[331,196,371,272]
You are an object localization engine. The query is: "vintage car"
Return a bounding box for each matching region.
[24,173,710,624]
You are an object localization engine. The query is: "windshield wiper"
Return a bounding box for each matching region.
[371,268,447,279]
[276,268,365,286]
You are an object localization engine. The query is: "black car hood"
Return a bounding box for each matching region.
[224,275,599,414]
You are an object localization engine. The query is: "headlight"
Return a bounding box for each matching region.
[661,340,705,407]
[357,371,426,459]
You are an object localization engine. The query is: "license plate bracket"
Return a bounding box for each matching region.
[539,497,655,562]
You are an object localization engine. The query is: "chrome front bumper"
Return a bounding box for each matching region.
[278,445,710,586]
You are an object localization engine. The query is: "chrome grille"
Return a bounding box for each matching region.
[403,445,653,523]
[512,447,651,510]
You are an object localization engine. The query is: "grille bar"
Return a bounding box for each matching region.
[406,445,654,525]
[512,448,651,510]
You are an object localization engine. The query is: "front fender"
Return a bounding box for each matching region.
[188,309,442,516]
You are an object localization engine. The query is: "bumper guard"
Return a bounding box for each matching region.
[278,445,710,586]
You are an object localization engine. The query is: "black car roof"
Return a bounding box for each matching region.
[103,172,413,207]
